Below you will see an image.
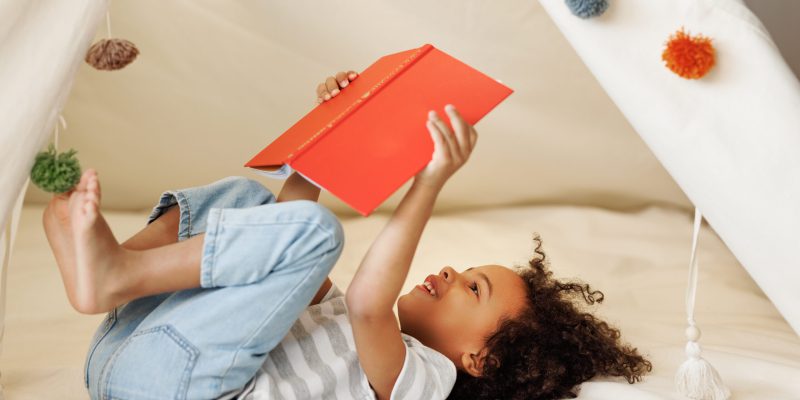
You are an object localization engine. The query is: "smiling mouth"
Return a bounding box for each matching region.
[416,280,437,297]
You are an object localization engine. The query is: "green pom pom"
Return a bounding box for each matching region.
[30,144,82,193]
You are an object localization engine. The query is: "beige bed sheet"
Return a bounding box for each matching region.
[2,203,799,399]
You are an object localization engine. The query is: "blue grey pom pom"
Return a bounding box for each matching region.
[565,0,609,19]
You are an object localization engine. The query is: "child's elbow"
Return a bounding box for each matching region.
[345,289,388,319]
[344,290,369,316]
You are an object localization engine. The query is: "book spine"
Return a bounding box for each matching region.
[286,44,435,163]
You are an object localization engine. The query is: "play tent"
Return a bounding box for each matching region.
[539,0,800,337]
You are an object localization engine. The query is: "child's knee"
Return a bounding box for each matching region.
[291,201,344,254]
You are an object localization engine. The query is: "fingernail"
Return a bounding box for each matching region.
[349,73,357,79]
[428,110,437,119]
[340,80,348,87]
[331,89,340,96]
[445,104,455,112]
[324,93,331,100]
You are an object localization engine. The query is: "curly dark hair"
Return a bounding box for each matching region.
[447,234,653,400]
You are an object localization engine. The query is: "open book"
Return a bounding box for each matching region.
[244,44,513,216]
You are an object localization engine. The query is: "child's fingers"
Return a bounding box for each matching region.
[325,76,340,98]
[317,83,330,102]
[335,71,350,88]
[444,105,471,157]
[469,125,478,149]
[316,71,358,104]
[426,119,451,162]
[429,111,459,162]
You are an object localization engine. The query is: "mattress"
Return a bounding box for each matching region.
[1,203,798,399]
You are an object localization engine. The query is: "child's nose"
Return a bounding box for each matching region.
[440,266,457,283]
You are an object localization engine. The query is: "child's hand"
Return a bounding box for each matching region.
[414,104,478,190]
[316,70,359,104]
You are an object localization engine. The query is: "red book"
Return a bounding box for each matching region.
[244,44,513,216]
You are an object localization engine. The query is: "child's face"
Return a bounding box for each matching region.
[397,264,528,376]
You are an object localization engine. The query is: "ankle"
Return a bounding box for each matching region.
[108,247,146,305]
[159,206,181,234]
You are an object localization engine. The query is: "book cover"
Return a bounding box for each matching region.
[245,43,513,216]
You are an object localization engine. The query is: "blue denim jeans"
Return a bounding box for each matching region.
[83,176,344,400]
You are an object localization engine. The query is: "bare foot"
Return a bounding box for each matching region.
[69,169,130,314]
[42,171,94,308]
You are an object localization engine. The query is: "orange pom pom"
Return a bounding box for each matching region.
[662,27,715,79]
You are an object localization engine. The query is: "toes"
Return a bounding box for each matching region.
[87,175,97,194]
[69,169,102,225]
[76,169,95,191]
[86,191,99,206]
[75,173,89,192]
[78,194,98,222]
[83,200,97,220]
[87,174,102,204]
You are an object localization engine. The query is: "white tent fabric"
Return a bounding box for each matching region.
[538,0,800,335]
[0,1,108,398]
[0,180,27,400]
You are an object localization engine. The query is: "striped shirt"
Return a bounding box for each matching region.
[231,284,457,400]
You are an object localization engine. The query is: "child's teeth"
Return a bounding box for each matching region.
[423,281,436,296]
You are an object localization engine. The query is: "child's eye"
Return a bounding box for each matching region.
[470,282,479,296]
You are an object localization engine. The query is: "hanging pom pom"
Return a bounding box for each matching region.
[662,27,716,79]
[30,144,82,193]
[675,326,731,400]
[85,38,139,70]
[86,9,139,70]
[565,0,609,19]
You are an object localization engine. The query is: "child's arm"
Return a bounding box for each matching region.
[276,68,359,202]
[277,70,359,305]
[276,172,321,202]
[277,173,332,306]
[345,105,478,400]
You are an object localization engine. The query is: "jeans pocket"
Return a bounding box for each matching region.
[100,324,200,400]
[84,308,118,388]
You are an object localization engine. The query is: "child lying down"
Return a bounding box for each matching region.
[42,70,651,400]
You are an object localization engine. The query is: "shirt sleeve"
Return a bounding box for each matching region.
[388,333,457,400]
[322,283,345,302]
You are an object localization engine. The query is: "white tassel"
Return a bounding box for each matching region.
[675,326,730,399]
[675,208,730,400]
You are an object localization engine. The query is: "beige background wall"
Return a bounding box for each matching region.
[27,0,741,216]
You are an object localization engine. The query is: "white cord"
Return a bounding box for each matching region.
[106,10,112,38]
[676,207,730,400]
[686,207,702,329]
[54,114,67,150]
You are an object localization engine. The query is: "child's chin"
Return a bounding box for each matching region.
[397,293,411,308]
[397,293,418,315]
[398,288,417,304]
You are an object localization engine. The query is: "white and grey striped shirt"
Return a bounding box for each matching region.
[231,284,457,400]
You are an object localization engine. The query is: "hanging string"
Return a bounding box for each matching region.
[675,207,730,400]
[54,114,67,151]
[106,10,112,38]
[685,208,701,329]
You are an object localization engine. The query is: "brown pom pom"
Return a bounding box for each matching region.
[85,38,139,71]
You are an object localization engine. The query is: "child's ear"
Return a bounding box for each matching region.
[461,348,493,378]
